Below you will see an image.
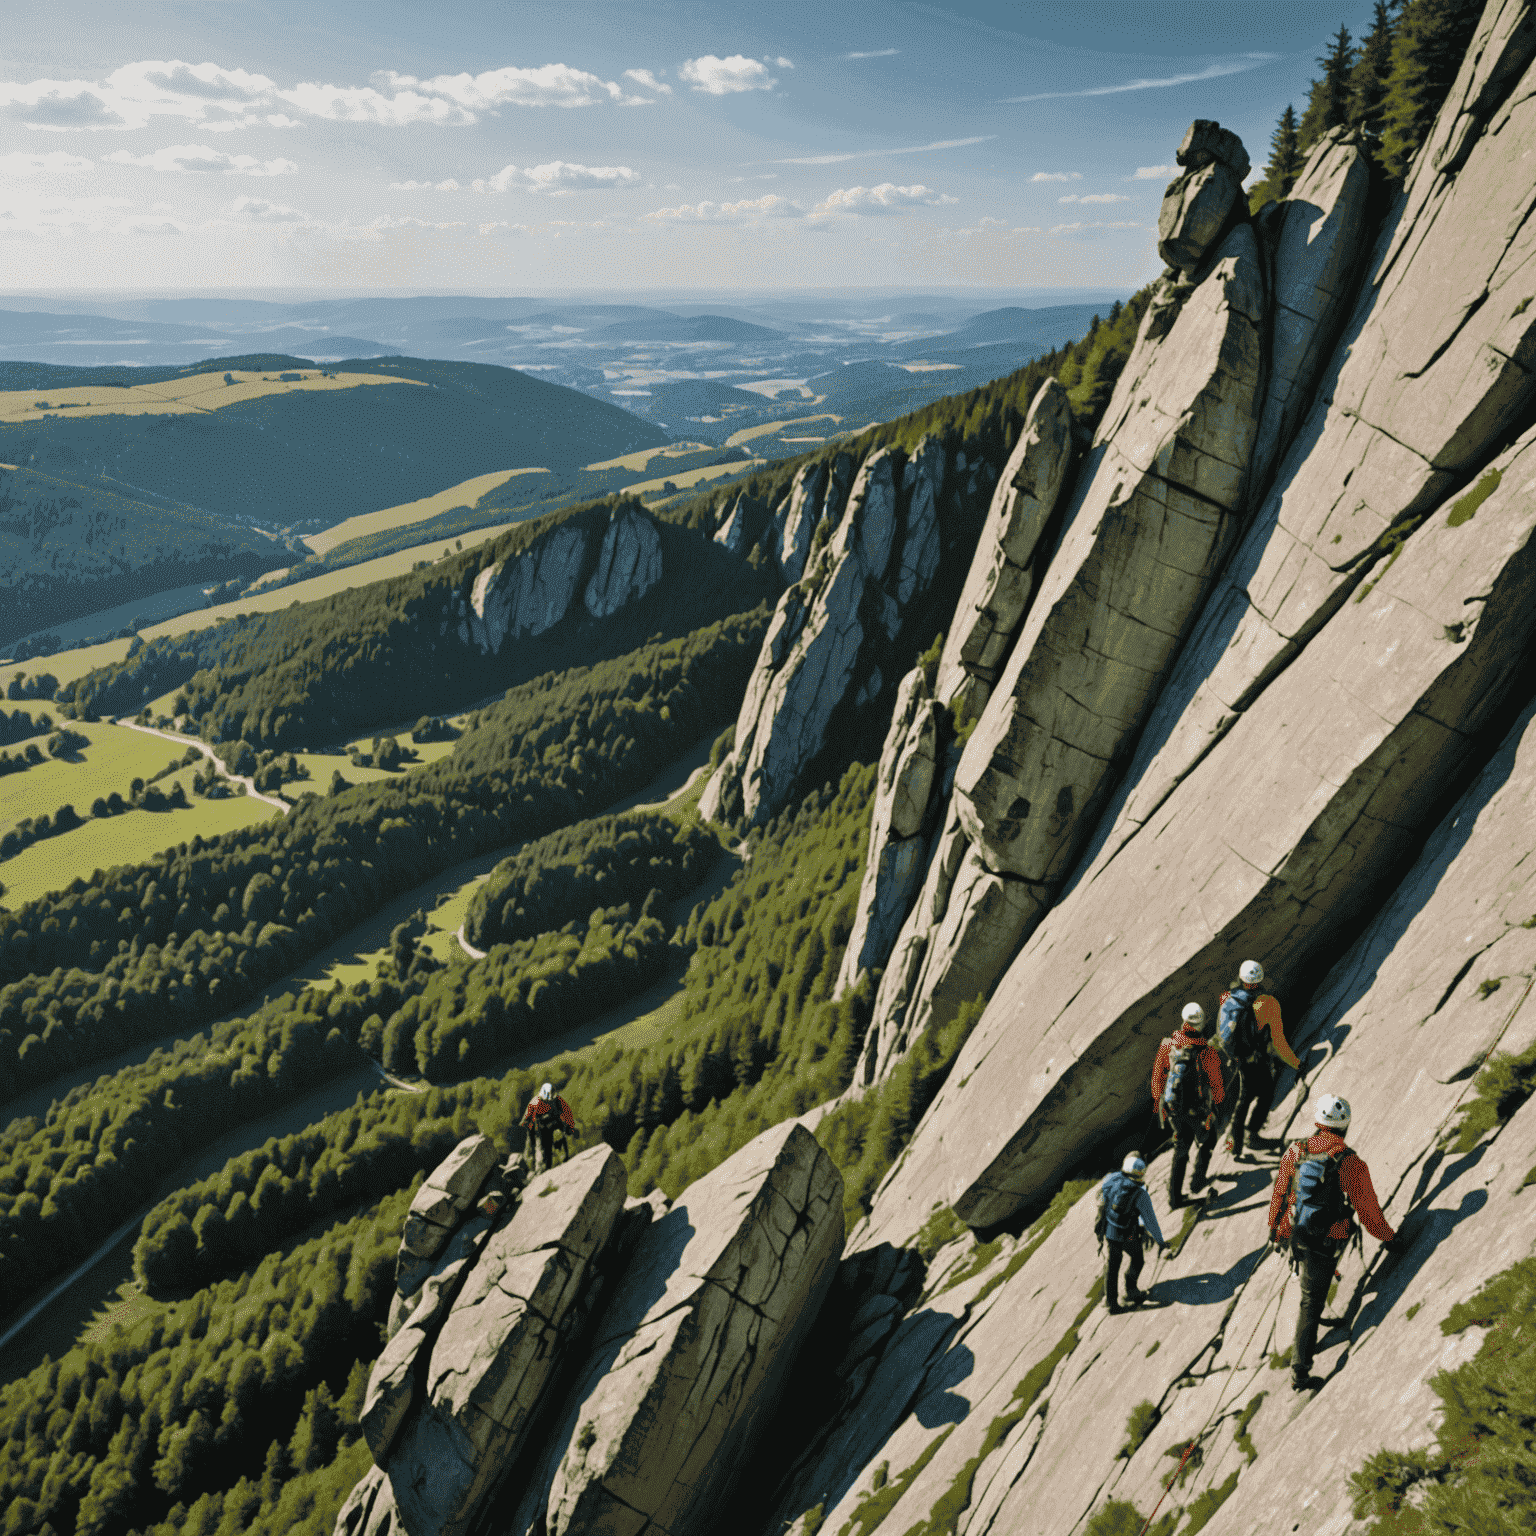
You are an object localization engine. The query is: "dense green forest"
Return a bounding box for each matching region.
[1247,0,1484,205]
[462,806,720,951]
[0,612,766,1104]
[0,356,667,537]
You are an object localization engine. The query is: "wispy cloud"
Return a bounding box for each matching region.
[1130,164,1174,180]
[0,150,94,174]
[624,68,672,96]
[1058,192,1129,204]
[372,214,466,230]
[228,195,309,224]
[472,160,640,194]
[645,192,800,222]
[940,216,1043,241]
[812,183,956,217]
[389,178,462,191]
[843,49,898,60]
[773,134,993,166]
[1003,54,1276,104]
[106,144,297,175]
[0,60,276,131]
[679,56,781,94]
[1048,219,1140,236]
[1030,171,1080,183]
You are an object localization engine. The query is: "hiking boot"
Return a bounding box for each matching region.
[1168,1193,1187,1210]
[1291,1373,1325,1394]
[1106,1299,1123,1315]
[1124,1286,1144,1307]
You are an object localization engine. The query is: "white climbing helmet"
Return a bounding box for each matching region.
[1315,1093,1351,1130]
[1181,1002,1206,1030]
[1122,1154,1147,1183]
[1240,959,1264,986]
[540,1082,554,1102]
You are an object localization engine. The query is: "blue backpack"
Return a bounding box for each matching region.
[1290,1145,1353,1247]
[1218,987,1265,1064]
[1162,1042,1208,1125]
[1101,1173,1142,1242]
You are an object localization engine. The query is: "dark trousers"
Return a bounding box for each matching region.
[1170,1117,1218,1201]
[1293,1242,1337,1379]
[1106,1237,1145,1307]
[530,1123,556,1173]
[1230,1056,1276,1154]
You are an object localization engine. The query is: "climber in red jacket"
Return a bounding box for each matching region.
[521,1082,577,1173]
[1151,1002,1225,1209]
[1267,1092,1400,1394]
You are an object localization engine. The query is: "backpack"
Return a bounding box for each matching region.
[1097,1173,1143,1245]
[1162,1041,1208,1125]
[1290,1145,1353,1247]
[1217,987,1265,1065]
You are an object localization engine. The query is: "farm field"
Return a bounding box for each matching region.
[723,413,842,448]
[303,466,549,555]
[0,367,421,423]
[3,639,132,685]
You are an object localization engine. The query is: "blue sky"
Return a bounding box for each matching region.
[1,0,1382,293]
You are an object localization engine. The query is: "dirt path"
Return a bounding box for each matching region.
[114,718,290,813]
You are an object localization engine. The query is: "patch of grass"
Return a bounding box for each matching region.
[1083,1500,1177,1536]
[1269,1346,1294,1372]
[941,1236,1003,1293]
[1446,467,1502,528]
[904,1291,1101,1536]
[1162,1438,1203,1488]
[1477,976,1504,1000]
[969,1178,1096,1309]
[836,1430,953,1536]
[915,1206,967,1263]
[1146,1339,1161,1357]
[1181,1471,1240,1534]
[1169,1201,1201,1257]
[1447,1039,1536,1153]
[1233,1392,1266,1463]
[1406,1302,1422,1321]
[799,1504,825,1536]
[1119,1400,1162,1460]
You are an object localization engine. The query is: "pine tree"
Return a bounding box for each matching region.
[1248,104,1303,211]
[1350,1,1398,151]
[1299,25,1357,150]
[1380,0,1485,179]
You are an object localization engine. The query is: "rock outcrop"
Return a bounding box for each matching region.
[702,438,955,827]
[835,666,944,995]
[1156,119,1249,273]
[864,216,1267,1077]
[776,462,826,583]
[584,509,663,618]
[509,1121,844,1536]
[714,495,749,557]
[457,508,665,652]
[933,380,1075,717]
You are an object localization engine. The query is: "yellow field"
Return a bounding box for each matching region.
[140,520,523,642]
[0,781,277,906]
[582,442,711,474]
[626,458,766,499]
[4,640,133,686]
[0,368,423,424]
[724,413,842,449]
[0,720,199,833]
[284,733,459,790]
[304,467,550,556]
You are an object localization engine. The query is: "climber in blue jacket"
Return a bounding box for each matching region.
[1097,1153,1166,1313]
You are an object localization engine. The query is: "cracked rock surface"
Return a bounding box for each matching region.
[466,524,589,654]
[585,509,663,619]
[778,462,826,584]
[864,414,1536,1241]
[509,1121,843,1536]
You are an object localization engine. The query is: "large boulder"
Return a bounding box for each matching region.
[510,1121,844,1536]
[835,666,942,994]
[1248,127,1371,500]
[1090,7,1536,869]
[862,416,1536,1240]
[584,508,662,618]
[863,220,1267,1072]
[1157,161,1243,273]
[933,379,1074,716]
[400,1134,499,1260]
[386,1145,627,1536]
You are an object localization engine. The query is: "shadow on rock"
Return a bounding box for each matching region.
[1153,1244,1267,1309]
[913,1343,976,1428]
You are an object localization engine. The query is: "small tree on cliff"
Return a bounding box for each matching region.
[1299,25,1358,150]
[1380,0,1485,178]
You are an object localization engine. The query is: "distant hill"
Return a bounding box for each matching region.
[888,303,1108,357]
[0,355,669,536]
[591,314,784,344]
[0,463,289,644]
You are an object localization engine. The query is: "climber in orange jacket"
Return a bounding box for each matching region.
[1267,1092,1400,1393]
[1216,959,1302,1159]
[521,1082,577,1173]
[1151,1003,1225,1210]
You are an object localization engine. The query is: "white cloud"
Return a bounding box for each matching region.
[106,144,297,176]
[0,150,93,174]
[812,183,957,217]
[1030,171,1081,183]
[1003,54,1276,104]
[0,61,280,131]
[266,113,303,128]
[1058,192,1130,204]
[372,214,466,230]
[1048,219,1140,236]
[624,68,671,96]
[1131,164,1174,180]
[373,64,645,110]
[679,55,778,94]
[277,81,474,126]
[843,49,898,60]
[229,195,309,223]
[390,178,462,191]
[939,216,1041,240]
[774,134,993,167]
[473,161,640,195]
[772,57,795,68]
[645,192,801,222]
[0,189,133,233]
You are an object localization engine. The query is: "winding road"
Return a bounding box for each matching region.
[114,717,291,813]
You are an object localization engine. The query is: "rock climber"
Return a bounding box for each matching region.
[1216,959,1301,1159]
[1266,1092,1401,1393]
[1151,1002,1225,1209]
[521,1082,577,1173]
[1097,1153,1165,1314]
